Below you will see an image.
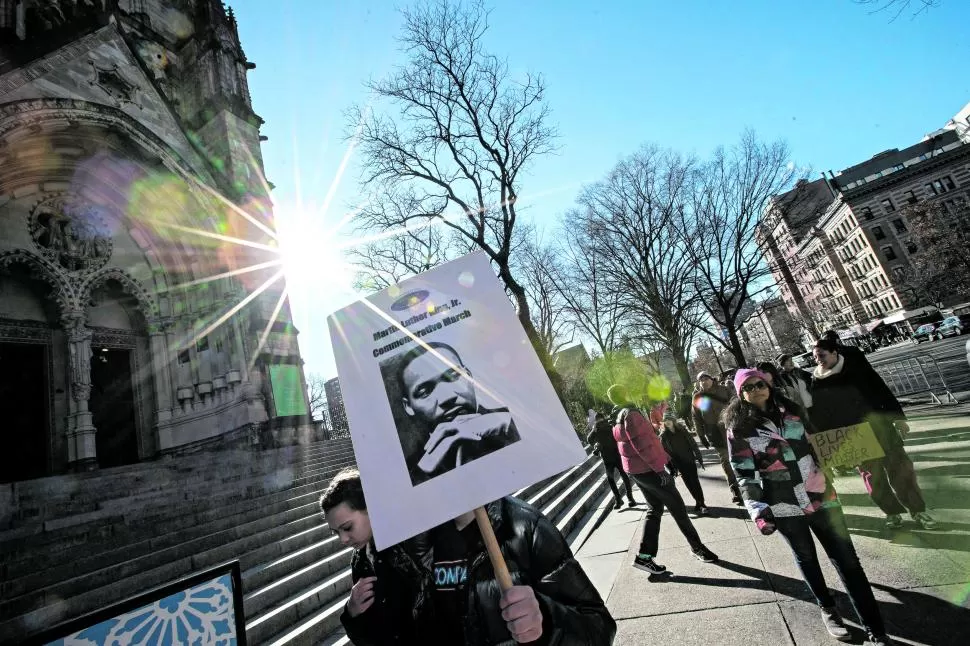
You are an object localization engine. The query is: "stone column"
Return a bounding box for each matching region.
[63,311,97,471]
[148,318,174,423]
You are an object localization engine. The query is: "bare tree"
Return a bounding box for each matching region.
[576,146,704,387]
[518,240,574,357]
[306,373,330,424]
[348,0,558,364]
[346,192,456,291]
[680,131,806,367]
[897,198,970,306]
[854,0,941,21]
[540,216,630,357]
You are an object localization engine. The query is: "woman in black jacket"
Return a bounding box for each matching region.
[320,468,433,645]
[810,339,936,531]
[659,409,709,515]
[320,468,617,646]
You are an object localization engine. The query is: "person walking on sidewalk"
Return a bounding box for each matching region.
[609,384,719,575]
[586,409,636,509]
[810,339,937,531]
[659,409,709,515]
[724,369,893,646]
[691,372,742,506]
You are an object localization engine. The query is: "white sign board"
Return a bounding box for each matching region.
[328,252,586,550]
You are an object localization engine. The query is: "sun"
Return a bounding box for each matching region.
[274,201,355,301]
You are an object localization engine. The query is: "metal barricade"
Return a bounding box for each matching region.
[871,354,959,405]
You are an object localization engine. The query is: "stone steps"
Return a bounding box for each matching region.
[0,439,358,642]
[6,440,353,523]
[0,445,358,578]
[0,456,358,614]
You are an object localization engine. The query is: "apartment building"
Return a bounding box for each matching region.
[828,127,970,328]
[761,102,970,336]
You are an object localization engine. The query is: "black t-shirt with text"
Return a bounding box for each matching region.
[432,520,482,646]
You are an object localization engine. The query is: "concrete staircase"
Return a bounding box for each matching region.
[0,442,611,645]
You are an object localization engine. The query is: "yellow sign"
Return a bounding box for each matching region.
[809,423,885,469]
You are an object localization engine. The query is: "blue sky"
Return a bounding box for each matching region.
[232,0,970,380]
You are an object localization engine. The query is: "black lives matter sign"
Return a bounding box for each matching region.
[809,423,885,469]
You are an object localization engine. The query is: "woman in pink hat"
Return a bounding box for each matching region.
[723,368,891,646]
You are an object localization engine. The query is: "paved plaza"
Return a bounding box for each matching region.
[576,406,970,646]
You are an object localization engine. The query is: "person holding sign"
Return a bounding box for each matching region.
[810,339,937,531]
[321,468,616,646]
[724,369,892,646]
[610,384,720,575]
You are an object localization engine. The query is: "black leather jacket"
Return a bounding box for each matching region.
[340,535,435,645]
[342,496,616,646]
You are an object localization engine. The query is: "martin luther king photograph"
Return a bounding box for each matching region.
[380,340,521,487]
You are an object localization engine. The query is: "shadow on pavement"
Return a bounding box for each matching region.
[704,506,748,520]
[872,583,970,646]
[645,558,814,603]
[652,560,970,644]
[845,520,970,553]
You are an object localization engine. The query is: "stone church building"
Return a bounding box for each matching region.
[0,1,308,484]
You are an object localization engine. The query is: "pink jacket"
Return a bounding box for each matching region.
[613,408,670,475]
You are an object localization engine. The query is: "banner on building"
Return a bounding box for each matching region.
[269,364,308,417]
[809,422,885,469]
[328,252,586,550]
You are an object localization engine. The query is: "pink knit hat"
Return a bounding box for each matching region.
[733,368,770,397]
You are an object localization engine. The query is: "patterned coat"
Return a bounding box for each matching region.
[726,406,838,531]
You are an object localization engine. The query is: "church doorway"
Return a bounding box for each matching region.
[0,342,49,483]
[90,347,139,469]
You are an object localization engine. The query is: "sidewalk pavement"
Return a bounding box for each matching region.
[575,409,970,646]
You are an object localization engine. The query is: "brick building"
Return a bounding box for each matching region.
[760,102,970,337]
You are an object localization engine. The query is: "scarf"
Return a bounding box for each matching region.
[813,354,845,380]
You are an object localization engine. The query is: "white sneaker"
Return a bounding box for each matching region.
[885,513,903,529]
[912,511,937,530]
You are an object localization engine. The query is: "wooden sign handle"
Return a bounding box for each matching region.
[473,506,514,592]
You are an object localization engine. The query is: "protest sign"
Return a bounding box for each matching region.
[328,252,586,550]
[809,422,885,469]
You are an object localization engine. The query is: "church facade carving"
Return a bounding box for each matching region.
[0,1,308,481]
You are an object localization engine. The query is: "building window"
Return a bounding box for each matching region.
[196,336,209,352]
[906,241,918,254]
[927,176,957,195]
[881,198,895,213]
[891,218,907,233]
[860,206,874,220]
[178,350,191,364]
[872,226,886,240]
[904,190,918,204]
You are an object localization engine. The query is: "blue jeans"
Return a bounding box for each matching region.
[776,506,885,636]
